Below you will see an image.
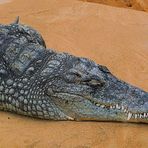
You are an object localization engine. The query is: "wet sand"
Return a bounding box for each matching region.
[0,0,148,147]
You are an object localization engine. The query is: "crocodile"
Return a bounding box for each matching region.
[0,18,148,123]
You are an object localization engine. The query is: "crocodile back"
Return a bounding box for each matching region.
[0,23,48,76]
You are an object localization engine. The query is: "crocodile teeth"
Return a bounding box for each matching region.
[93,101,148,120]
[96,103,100,107]
[67,116,74,120]
[127,112,132,120]
[124,109,127,113]
[116,104,121,109]
[135,114,138,119]
[110,106,113,109]
[140,114,143,118]
[112,106,116,109]
[101,105,105,108]
[121,106,124,110]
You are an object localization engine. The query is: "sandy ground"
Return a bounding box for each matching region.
[0,0,148,147]
[80,0,148,12]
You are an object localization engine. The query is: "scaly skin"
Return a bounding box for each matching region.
[0,18,148,123]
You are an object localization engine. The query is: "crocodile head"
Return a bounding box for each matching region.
[0,18,147,123]
[46,54,148,123]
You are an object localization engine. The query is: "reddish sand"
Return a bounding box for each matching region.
[0,0,148,147]
[81,0,148,12]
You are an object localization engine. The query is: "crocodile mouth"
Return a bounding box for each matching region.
[50,92,148,123]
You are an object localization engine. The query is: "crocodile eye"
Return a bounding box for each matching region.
[89,79,105,87]
[81,76,105,87]
[72,72,82,78]
[65,69,82,83]
[69,69,82,78]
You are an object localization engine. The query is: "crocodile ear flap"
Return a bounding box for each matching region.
[12,16,19,24]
